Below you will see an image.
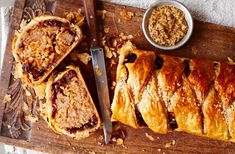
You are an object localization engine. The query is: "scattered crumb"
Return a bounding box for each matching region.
[64,10,85,26]
[118,18,121,23]
[116,138,123,145]
[158,148,161,152]
[25,115,38,122]
[119,33,133,41]
[3,94,11,103]
[95,66,102,76]
[227,57,234,63]
[37,127,40,130]
[7,125,11,128]
[104,27,110,33]
[77,53,91,65]
[104,46,113,58]
[112,51,117,58]
[142,149,146,152]
[89,151,95,154]
[110,59,116,67]
[119,10,134,21]
[164,140,176,148]
[72,147,76,151]
[145,133,155,141]
[163,152,166,154]
[191,46,198,55]
[97,10,108,19]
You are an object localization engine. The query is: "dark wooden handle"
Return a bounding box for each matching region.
[83,0,99,48]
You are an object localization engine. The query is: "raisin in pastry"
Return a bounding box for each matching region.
[12,15,83,86]
[45,65,100,140]
[112,42,235,142]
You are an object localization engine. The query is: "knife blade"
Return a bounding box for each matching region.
[83,0,112,144]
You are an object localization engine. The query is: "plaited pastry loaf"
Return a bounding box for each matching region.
[111,42,235,142]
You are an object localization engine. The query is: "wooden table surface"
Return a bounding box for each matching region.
[0,0,235,153]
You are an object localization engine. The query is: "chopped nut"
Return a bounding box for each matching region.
[95,66,102,76]
[116,138,124,145]
[77,53,91,65]
[148,5,188,46]
[120,10,134,21]
[3,94,11,103]
[145,133,155,141]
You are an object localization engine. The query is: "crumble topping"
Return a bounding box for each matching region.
[148,5,188,46]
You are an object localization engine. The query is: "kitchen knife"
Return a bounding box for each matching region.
[82,0,112,144]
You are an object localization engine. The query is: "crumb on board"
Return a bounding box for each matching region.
[77,53,91,65]
[164,140,176,148]
[89,151,96,154]
[95,66,102,76]
[227,57,234,63]
[104,27,110,33]
[158,148,161,152]
[116,138,124,145]
[145,133,155,141]
[64,10,85,26]
[97,10,108,19]
[25,115,38,122]
[104,45,113,58]
[3,94,11,103]
[119,10,134,21]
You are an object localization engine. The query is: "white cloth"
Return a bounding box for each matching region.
[103,0,235,28]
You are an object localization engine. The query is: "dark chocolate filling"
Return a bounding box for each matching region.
[51,70,77,119]
[168,112,178,129]
[155,56,164,70]
[124,53,137,64]
[66,116,98,133]
[135,109,147,126]
[183,60,191,77]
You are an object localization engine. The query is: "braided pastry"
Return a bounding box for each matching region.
[111,42,235,142]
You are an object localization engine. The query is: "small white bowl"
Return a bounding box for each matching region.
[142,0,194,50]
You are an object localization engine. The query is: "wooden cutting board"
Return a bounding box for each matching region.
[0,0,235,153]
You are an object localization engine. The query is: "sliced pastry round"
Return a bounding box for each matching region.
[12,15,83,86]
[45,65,101,140]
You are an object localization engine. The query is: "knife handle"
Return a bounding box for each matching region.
[83,0,99,48]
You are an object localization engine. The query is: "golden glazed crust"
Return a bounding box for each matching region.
[112,42,235,142]
[12,15,83,86]
[45,65,100,140]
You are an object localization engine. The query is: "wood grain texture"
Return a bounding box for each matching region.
[0,0,235,153]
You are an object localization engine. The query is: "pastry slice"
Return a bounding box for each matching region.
[45,65,100,140]
[12,15,83,86]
